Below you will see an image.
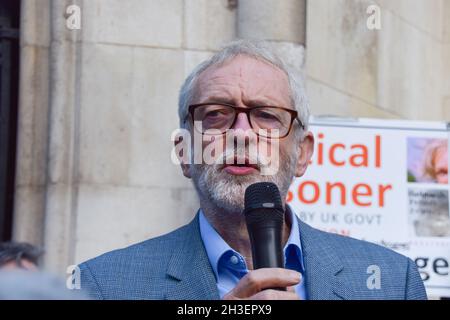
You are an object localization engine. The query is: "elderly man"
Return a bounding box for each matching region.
[79,40,427,300]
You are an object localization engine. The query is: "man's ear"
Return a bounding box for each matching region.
[173,135,192,179]
[181,162,191,178]
[295,131,314,177]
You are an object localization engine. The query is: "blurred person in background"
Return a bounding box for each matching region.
[0,242,43,271]
[0,242,87,299]
[0,271,87,300]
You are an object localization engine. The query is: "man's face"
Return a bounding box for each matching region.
[182,55,313,213]
[435,146,448,184]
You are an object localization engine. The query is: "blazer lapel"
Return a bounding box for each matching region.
[297,217,351,300]
[165,214,220,300]
[164,211,352,300]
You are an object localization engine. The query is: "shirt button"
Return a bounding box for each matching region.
[230,255,239,265]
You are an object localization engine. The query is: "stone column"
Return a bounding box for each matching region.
[237,0,306,44]
[42,0,82,273]
[237,0,307,87]
[13,0,51,252]
[14,0,82,274]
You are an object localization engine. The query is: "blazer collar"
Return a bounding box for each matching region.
[165,210,350,300]
[296,214,350,300]
[165,213,220,300]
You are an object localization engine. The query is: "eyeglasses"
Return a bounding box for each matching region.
[186,103,303,138]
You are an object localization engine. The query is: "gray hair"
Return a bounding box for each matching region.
[178,40,310,136]
[0,242,43,268]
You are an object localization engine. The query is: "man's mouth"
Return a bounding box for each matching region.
[222,157,259,176]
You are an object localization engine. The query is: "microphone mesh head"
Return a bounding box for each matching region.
[244,182,284,225]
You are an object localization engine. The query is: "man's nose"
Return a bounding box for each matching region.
[231,112,252,131]
[230,112,258,147]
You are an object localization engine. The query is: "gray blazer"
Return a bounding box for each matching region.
[79,213,427,300]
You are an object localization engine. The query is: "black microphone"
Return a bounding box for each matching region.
[244,182,286,290]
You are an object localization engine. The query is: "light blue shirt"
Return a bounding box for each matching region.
[199,206,307,299]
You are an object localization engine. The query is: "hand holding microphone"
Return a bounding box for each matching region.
[223,182,301,300]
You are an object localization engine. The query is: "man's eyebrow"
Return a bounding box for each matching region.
[200,96,235,104]
[200,96,280,107]
[244,99,280,107]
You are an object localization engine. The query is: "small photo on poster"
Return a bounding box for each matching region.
[407,137,449,184]
[407,138,448,184]
[408,188,450,237]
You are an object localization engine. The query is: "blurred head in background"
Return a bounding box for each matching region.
[0,242,88,300]
[0,242,43,271]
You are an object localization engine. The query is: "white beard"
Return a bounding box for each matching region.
[191,145,299,214]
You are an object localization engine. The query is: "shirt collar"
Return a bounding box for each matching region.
[199,211,237,280]
[284,205,305,272]
[199,205,305,280]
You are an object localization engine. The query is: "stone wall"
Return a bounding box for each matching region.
[307,0,450,121]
